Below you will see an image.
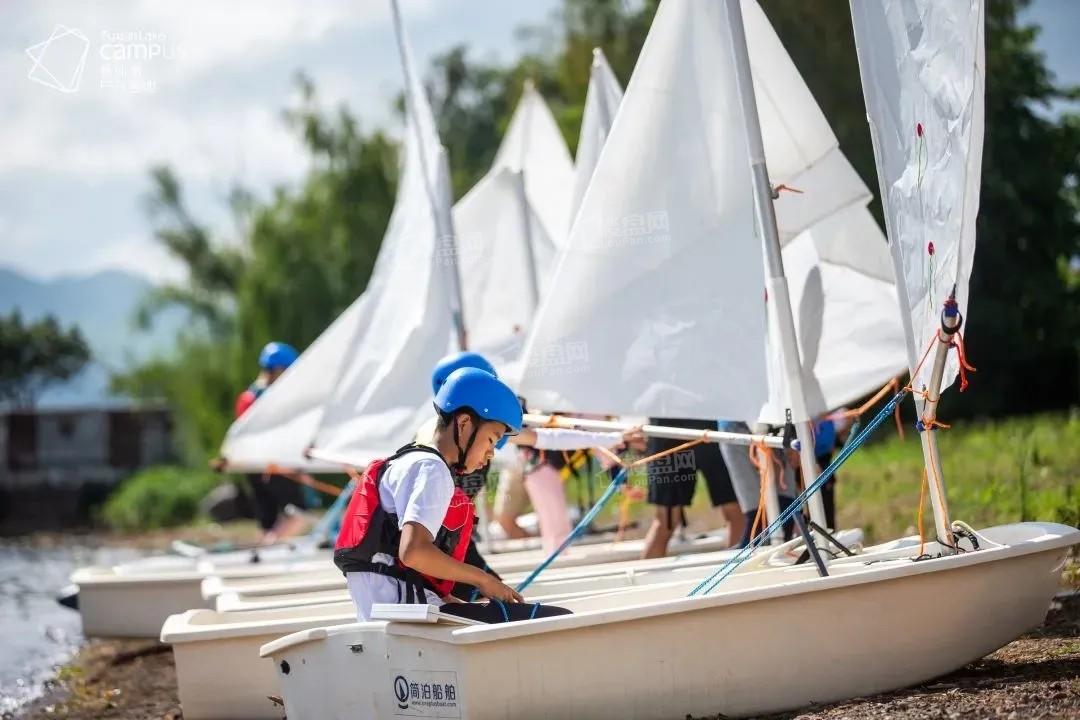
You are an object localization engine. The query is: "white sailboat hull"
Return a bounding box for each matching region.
[75,532,730,637]
[262,522,1078,719]
[70,557,332,638]
[162,588,641,718]
[161,532,863,719]
[215,529,866,612]
[202,533,733,607]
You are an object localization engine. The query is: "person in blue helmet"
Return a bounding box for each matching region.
[235,341,304,542]
[420,351,644,548]
[335,367,572,623]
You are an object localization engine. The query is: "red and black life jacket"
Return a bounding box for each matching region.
[333,444,475,599]
[235,382,267,418]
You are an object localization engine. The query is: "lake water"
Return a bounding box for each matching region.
[0,541,143,715]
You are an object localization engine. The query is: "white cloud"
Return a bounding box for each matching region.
[0,0,557,283]
[91,231,187,283]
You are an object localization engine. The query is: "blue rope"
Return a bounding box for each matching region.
[309,478,355,542]
[688,389,908,597]
[492,599,510,622]
[529,602,541,620]
[515,467,629,592]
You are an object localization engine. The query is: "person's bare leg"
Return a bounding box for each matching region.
[641,506,676,559]
[496,514,530,539]
[719,501,745,548]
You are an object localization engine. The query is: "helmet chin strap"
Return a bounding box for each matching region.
[451,411,480,476]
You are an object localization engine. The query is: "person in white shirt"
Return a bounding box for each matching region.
[335,367,572,624]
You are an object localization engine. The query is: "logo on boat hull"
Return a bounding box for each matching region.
[394,675,410,709]
[389,669,461,718]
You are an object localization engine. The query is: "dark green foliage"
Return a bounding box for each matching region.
[0,311,91,408]
[101,465,221,531]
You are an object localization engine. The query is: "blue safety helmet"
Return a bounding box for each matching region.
[431,351,497,395]
[258,342,299,371]
[434,367,521,451]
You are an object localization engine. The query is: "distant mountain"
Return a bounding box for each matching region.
[0,267,186,407]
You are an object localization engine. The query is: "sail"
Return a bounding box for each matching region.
[491,83,576,244]
[517,0,769,420]
[849,0,985,391]
[742,0,870,241]
[759,205,908,424]
[219,299,368,471]
[222,2,454,471]
[454,168,557,360]
[454,88,570,361]
[569,48,624,224]
[306,5,457,467]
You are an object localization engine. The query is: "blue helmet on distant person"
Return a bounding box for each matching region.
[434,367,521,450]
[431,351,497,396]
[258,342,299,371]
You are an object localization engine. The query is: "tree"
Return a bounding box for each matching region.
[138,165,247,340]
[0,311,91,408]
[234,74,398,368]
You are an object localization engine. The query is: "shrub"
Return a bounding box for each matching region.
[102,465,221,532]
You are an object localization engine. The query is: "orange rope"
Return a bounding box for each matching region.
[827,377,899,421]
[747,439,786,536]
[264,464,343,497]
[952,331,977,392]
[596,431,712,470]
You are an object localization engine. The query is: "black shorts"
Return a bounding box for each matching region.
[645,418,736,507]
[247,473,307,531]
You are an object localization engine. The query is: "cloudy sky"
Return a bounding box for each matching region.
[1,0,1076,285]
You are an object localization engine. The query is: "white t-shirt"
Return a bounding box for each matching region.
[345,450,454,621]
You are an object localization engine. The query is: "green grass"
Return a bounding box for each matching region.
[838,411,1080,542]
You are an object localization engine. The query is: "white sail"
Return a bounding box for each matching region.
[453,168,557,360]
[491,83,576,245]
[741,0,870,241]
[453,88,571,361]
[569,48,624,224]
[850,0,985,391]
[517,0,769,420]
[759,205,908,424]
[222,3,454,471]
[306,5,457,467]
[219,299,366,471]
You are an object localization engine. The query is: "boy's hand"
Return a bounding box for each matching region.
[477,575,524,603]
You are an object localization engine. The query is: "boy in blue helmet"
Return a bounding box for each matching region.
[335,368,572,623]
[422,351,644,547]
[235,341,305,543]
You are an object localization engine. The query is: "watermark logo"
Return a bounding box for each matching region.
[577,209,672,254]
[26,25,90,93]
[99,30,185,94]
[26,25,185,94]
[434,231,486,267]
[523,340,591,380]
[645,449,698,486]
